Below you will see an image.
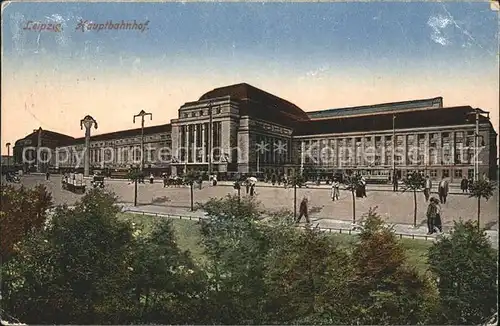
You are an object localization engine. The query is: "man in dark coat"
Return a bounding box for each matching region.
[426,197,438,234]
[438,176,449,204]
[296,197,310,224]
[460,177,468,193]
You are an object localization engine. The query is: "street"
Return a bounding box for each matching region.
[14,174,499,230]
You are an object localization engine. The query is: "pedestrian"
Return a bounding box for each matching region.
[212,174,218,186]
[284,174,288,189]
[271,173,276,186]
[149,173,154,184]
[426,197,438,235]
[296,196,310,224]
[438,176,449,204]
[468,177,473,192]
[393,171,399,192]
[250,183,255,196]
[424,175,432,202]
[245,180,250,194]
[331,178,340,201]
[198,175,203,190]
[434,198,443,233]
[361,176,367,197]
[45,171,50,180]
[460,176,468,193]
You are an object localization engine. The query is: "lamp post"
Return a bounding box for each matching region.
[208,101,213,178]
[467,108,489,181]
[392,114,396,191]
[33,128,42,172]
[6,142,11,168]
[80,116,98,177]
[133,110,153,172]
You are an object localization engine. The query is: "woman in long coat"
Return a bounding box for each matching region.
[426,197,437,234]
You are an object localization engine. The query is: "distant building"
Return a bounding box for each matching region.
[12,83,498,181]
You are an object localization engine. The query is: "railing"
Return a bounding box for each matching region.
[121,208,437,241]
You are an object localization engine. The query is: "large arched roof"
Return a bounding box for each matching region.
[199,83,310,126]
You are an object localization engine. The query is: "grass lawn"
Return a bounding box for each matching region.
[117,212,432,273]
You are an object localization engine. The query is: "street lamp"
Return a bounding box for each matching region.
[80,116,98,177]
[33,128,42,172]
[467,108,489,181]
[133,110,153,172]
[5,142,11,168]
[392,114,396,191]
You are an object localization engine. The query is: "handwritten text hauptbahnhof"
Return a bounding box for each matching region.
[22,20,150,33]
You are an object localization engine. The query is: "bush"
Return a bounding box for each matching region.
[0,185,53,262]
[428,220,498,325]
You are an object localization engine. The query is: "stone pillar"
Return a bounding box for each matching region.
[184,125,189,163]
[201,124,206,163]
[194,124,199,163]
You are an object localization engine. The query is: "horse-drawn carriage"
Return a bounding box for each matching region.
[62,173,86,194]
[162,175,189,187]
[92,175,105,188]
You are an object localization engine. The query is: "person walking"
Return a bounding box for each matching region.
[245,179,250,194]
[249,183,255,196]
[198,175,203,190]
[426,197,438,234]
[460,176,468,193]
[331,178,340,201]
[212,174,218,186]
[434,198,443,233]
[361,176,367,198]
[392,171,399,192]
[149,173,154,184]
[45,171,50,180]
[424,175,432,202]
[438,176,449,204]
[296,196,310,224]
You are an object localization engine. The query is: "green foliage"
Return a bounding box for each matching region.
[198,195,269,324]
[343,174,363,192]
[401,171,426,192]
[0,184,53,262]
[1,188,204,325]
[428,220,498,325]
[401,171,426,226]
[468,179,496,201]
[347,208,441,325]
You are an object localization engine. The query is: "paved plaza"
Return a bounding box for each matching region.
[15,174,499,230]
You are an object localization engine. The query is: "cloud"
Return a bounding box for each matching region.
[427,14,452,46]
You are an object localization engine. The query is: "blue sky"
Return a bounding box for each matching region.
[3,2,497,71]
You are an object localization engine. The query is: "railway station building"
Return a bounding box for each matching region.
[12,82,498,182]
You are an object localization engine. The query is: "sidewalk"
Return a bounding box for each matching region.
[102,177,469,195]
[117,203,498,248]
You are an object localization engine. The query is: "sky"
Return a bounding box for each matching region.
[1,1,499,155]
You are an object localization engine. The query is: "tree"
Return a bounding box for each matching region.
[347,208,440,325]
[289,172,305,219]
[262,214,354,324]
[0,184,53,262]
[401,171,426,227]
[468,179,496,226]
[198,195,269,324]
[1,188,207,324]
[427,220,498,325]
[129,218,208,324]
[343,174,363,224]
[1,189,135,324]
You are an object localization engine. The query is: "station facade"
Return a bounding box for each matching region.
[12,83,498,182]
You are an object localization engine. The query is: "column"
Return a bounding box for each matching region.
[300,140,305,174]
[194,124,199,163]
[201,124,206,163]
[184,125,188,163]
